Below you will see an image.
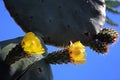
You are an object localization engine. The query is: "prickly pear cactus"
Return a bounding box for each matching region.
[0,32,87,80]
[0,37,53,80]
[1,0,119,80]
[3,0,106,46]
[0,29,118,80]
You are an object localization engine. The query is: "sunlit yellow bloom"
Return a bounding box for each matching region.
[68,41,86,64]
[21,32,45,55]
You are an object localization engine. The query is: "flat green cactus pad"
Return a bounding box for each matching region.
[3,0,106,47]
[0,39,53,80]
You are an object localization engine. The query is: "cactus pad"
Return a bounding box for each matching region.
[0,38,53,80]
[3,0,106,47]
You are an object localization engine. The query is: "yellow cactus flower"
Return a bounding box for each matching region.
[68,41,86,64]
[21,32,45,55]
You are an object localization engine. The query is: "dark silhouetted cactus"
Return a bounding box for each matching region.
[3,0,106,46]
[0,0,119,80]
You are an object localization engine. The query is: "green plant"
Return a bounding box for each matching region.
[0,0,119,80]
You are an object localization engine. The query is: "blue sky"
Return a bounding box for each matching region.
[0,1,120,80]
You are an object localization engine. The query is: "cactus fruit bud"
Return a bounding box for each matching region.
[89,28,119,54]
[45,41,86,64]
[89,41,109,54]
[45,50,70,64]
[95,28,119,44]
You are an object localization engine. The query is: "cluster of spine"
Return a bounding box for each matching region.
[89,41,109,54]
[5,44,26,65]
[44,49,70,64]
[95,28,119,44]
[89,28,119,54]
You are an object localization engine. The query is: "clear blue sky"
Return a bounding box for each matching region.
[0,1,120,80]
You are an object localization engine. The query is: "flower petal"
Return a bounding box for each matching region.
[68,41,86,64]
[21,32,45,55]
